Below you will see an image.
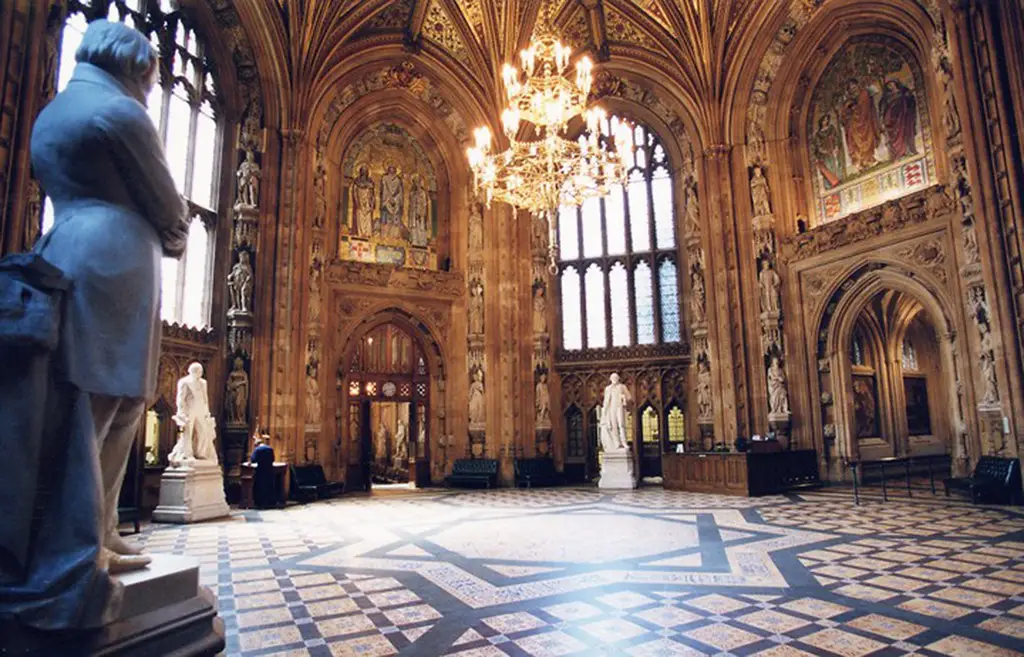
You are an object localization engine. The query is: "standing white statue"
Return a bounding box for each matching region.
[235,150,261,209]
[169,362,219,466]
[227,251,254,314]
[750,165,772,217]
[600,373,632,451]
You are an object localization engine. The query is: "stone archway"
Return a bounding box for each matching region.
[333,308,447,490]
[815,263,968,480]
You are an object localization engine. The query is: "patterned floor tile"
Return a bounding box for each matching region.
[542,601,604,622]
[684,623,761,651]
[799,628,886,656]
[751,647,817,657]
[597,591,657,609]
[925,635,1021,657]
[238,625,303,652]
[626,638,706,656]
[316,613,378,638]
[327,634,398,657]
[780,598,850,618]
[579,617,648,642]
[633,605,702,628]
[514,630,589,656]
[684,594,750,614]
[737,609,811,634]
[977,615,1024,639]
[846,613,925,640]
[236,606,295,629]
[483,611,548,634]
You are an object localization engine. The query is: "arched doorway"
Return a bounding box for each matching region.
[338,319,436,490]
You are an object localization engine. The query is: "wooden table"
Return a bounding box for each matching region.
[663,450,820,496]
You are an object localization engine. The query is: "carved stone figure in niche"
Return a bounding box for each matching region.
[747,121,766,165]
[750,166,772,217]
[469,279,484,335]
[225,357,249,425]
[308,264,322,323]
[962,218,979,264]
[690,267,706,324]
[393,421,408,468]
[533,286,547,334]
[241,105,262,151]
[409,174,430,247]
[536,373,551,426]
[380,164,404,239]
[938,60,961,140]
[375,423,390,466]
[353,166,376,237]
[978,322,999,406]
[767,357,790,417]
[227,251,254,314]
[685,184,700,236]
[312,153,327,230]
[600,373,632,451]
[532,213,548,248]
[469,203,484,252]
[170,363,219,466]
[305,372,322,425]
[236,150,261,209]
[696,359,712,420]
[758,259,781,314]
[468,368,485,426]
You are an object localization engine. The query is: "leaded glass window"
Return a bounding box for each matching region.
[557,118,680,350]
[41,0,223,329]
[667,406,685,444]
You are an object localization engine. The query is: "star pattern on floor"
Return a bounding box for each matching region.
[128,487,1024,656]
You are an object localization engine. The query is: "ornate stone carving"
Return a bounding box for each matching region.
[780,186,953,262]
[758,259,781,314]
[690,266,706,324]
[227,251,254,315]
[750,166,772,218]
[468,367,485,427]
[312,147,327,230]
[326,261,464,298]
[896,239,948,285]
[234,150,261,210]
[767,357,790,419]
[696,358,713,422]
[224,356,249,426]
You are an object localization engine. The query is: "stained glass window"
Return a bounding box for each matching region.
[556,117,680,351]
[641,406,659,443]
[43,2,224,329]
[566,407,584,458]
[667,406,685,444]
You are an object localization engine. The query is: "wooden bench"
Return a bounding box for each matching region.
[514,458,563,488]
[944,456,1022,505]
[289,464,345,503]
[445,458,498,488]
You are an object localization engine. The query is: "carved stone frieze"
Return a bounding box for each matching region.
[896,239,948,285]
[326,261,464,298]
[780,186,954,262]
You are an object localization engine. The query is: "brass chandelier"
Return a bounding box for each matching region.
[466,3,633,272]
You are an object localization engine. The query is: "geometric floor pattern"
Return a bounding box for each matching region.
[128,486,1024,656]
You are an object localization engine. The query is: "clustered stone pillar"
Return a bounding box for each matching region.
[683,175,714,449]
[223,99,263,493]
[302,140,327,465]
[531,212,553,457]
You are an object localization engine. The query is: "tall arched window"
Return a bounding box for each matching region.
[557,117,681,351]
[41,0,222,329]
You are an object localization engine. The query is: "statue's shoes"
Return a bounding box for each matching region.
[107,532,144,555]
[103,548,151,574]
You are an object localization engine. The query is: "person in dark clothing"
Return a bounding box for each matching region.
[250,437,277,509]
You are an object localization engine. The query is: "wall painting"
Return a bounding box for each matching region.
[808,38,935,224]
[340,124,440,269]
[852,373,881,438]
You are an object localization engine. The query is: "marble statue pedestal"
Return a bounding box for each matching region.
[598,450,637,490]
[0,555,223,656]
[153,461,230,524]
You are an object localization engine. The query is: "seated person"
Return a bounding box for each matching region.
[250,437,276,509]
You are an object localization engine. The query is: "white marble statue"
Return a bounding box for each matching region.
[600,373,632,451]
[169,362,219,466]
[767,357,790,416]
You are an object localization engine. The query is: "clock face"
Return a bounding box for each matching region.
[382,382,397,398]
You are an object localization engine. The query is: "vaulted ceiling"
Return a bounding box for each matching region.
[248,0,794,141]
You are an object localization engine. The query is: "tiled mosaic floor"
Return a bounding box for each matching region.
[128,487,1024,656]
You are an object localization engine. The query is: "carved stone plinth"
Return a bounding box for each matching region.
[977,406,1009,456]
[232,204,259,249]
[598,450,637,489]
[535,428,551,457]
[468,428,485,458]
[768,414,792,449]
[153,461,230,524]
[0,555,223,656]
[227,312,253,356]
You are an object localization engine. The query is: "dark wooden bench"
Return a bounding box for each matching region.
[290,464,345,503]
[445,458,498,488]
[514,458,563,488]
[944,456,1022,505]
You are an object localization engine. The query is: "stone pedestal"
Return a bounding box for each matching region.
[0,555,223,656]
[153,461,230,524]
[598,450,637,489]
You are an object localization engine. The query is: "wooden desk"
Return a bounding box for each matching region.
[663,450,820,496]
[240,462,288,508]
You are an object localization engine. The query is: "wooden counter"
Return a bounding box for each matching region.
[663,450,820,496]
